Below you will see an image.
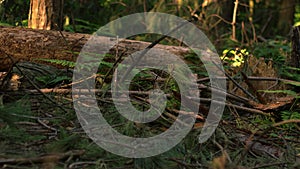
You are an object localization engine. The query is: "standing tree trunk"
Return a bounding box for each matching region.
[290,26,300,68]
[277,0,295,36]
[28,0,64,30]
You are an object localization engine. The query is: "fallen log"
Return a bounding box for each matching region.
[0,26,190,71]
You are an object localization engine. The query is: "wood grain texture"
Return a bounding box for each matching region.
[0,26,191,71]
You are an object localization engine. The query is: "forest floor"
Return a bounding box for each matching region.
[0,45,300,169]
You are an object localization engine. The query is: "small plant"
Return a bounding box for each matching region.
[37,58,76,68]
[221,48,248,67]
[280,111,300,129]
[64,18,99,33]
[35,75,71,87]
[251,40,290,67]
[0,97,31,126]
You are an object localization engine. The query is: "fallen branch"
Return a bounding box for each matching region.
[0,150,85,165]
[272,119,300,127]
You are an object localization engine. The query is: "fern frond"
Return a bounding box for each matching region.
[36,58,76,68]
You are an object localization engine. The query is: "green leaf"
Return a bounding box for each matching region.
[36,58,76,68]
[47,76,71,85]
[282,80,300,87]
[258,90,299,98]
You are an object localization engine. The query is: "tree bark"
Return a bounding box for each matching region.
[290,26,300,68]
[28,0,64,30]
[0,26,190,71]
[277,0,295,36]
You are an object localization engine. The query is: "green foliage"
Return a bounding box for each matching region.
[258,90,300,98]
[134,153,177,169]
[36,75,71,86]
[64,18,99,33]
[0,98,46,151]
[0,21,12,26]
[0,0,30,26]
[0,97,31,125]
[251,40,290,66]
[37,54,119,73]
[184,51,208,77]
[221,48,248,67]
[280,111,300,129]
[1,124,46,142]
[45,131,80,153]
[281,66,300,82]
[32,59,75,86]
[248,39,298,83]
[37,58,76,68]
[295,4,300,26]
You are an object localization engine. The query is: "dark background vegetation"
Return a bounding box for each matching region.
[1,0,300,39]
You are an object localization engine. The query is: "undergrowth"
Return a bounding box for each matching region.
[0,39,299,168]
